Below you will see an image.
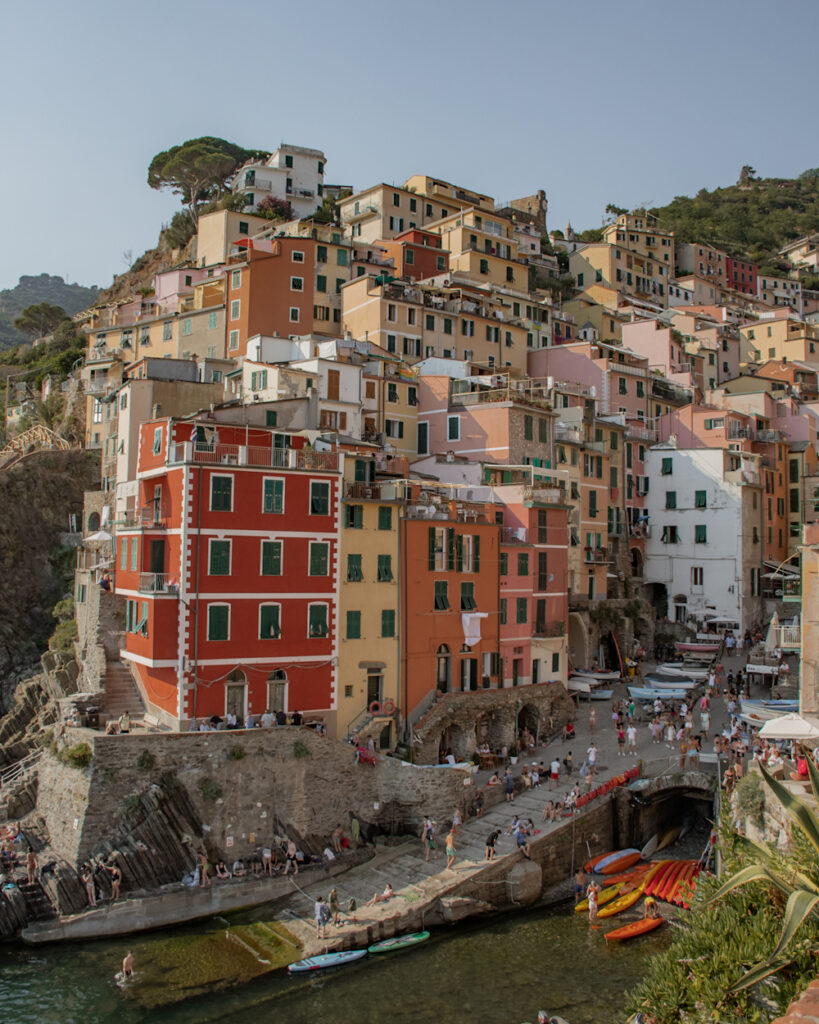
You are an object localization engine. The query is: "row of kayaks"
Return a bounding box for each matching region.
[288,930,430,973]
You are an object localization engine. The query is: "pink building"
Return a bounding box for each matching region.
[620,320,704,394]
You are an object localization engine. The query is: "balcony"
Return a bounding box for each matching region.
[757,429,787,443]
[84,378,109,394]
[167,442,339,472]
[344,481,405,501]
[501,526,528,544]
[584,547,611,564]
[121,503,169,530]
[404,504,488,524]
[779,624,801,648]
[555,425,582,444]
[86,347,122,364]
[522,485,564,505]
[625,423,657,442]
[533,620,565,638]
[138,573,178,595]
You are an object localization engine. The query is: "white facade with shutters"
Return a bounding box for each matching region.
[231,144,326,220]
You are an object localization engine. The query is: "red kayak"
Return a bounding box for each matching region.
[605,916,664,942]
[643,860,676,898]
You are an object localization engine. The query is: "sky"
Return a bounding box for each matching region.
[2,0,818,291]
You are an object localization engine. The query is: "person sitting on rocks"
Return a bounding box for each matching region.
[486,772,501,786]
[563,721,576,742]
[215,860,230,879]
[366,883,394,906]
[232,859,246,877]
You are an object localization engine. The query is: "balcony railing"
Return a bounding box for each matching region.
[167,442,338,472]
[780,624,801,648]
[584,547,611,563]
[501,526,528,544]
[121,503,169,529]
[533,620,565,638]
[138,573,178,595]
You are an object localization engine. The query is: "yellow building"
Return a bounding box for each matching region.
[430,208,529,292]
[602,212,675,277]
[562,295,627,343]
[402,174,494,212]
[361,363,419,460]
[195,209,271,267]
[339,183,461,244]
[740,315,819,365]
[337,454,402,744]
[570,243,671,308]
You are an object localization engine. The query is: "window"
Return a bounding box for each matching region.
[577,273,584,287]
[537,551,549,591]
[292,250,304,263]
[589,491,597,518]
[665,491,677,510]
[381,609,396,637]
[447,416,460,441]
[309,542,329,576]
[378,506,392,530]
[207,604,229,641]
[517,553,529,577]
[619,377,627,395]
[417,422,429,455]
[377,554,393,581]
[316,274,327,293]
[538,418,548,443]
[162,321,173,341]
[261,540,282,576]
[209,539,231,575]
[263,478,285,514]
[405,249,414,266]
[691,566,704,587]
[434,580,449,610]
[210,475,232,511]
[436,255,445,271]
[479,259,489,275]
[387,382,398,403]
[461,582,476,610]
[661,457,673,475]
[499,598,507,625]
[238,221,249,235]
[290,277,303,291]
[120,538,127,571]
[661,525,678,544]
[790,488,800,513]
[695,525,707,544]
[310,481,330,515]
[516,598,528,624]
[346,610,361,639]
[182,317,192,336]
[308,604,328,637]
[499,552,508,576]
[347,553,363,581]
[443,318,453,335]
[208,311,218,330]
[385,419,404,438]
[259,604,281,639]
[265,410,277,428]
[408,386,417,406]
[152,427,162,455]
[695,490,706,509]
[230,299,240,320]
[524,415,533,440]
[229,330,239,350]
[346,504,363,529]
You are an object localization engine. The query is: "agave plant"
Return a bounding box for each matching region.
[709,755,819,991]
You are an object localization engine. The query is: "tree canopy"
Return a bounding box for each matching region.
[13,302,69,337]
[147,137,267,221]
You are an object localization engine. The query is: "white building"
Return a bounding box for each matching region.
[644,442,764,630]
[757,274,803,315]
[231,144,327,220]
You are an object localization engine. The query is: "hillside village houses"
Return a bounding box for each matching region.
[61,141,819,754]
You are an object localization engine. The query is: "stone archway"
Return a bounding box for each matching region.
[438,722,470,762]
[87,511,101,533]
[518,703,541,746]
[630,546,643,577]
[568,612,590,670]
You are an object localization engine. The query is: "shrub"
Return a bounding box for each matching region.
[733,770,766,831]
[198,778,223,802]
[61,742,92,769]
[49,619,78,652]
[293,740,311,759]
[136,749,156,772]
[122,794,142,816]
[227,744,246,761]
[256,196,293,221]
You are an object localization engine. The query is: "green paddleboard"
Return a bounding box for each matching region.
[367,931,430,954]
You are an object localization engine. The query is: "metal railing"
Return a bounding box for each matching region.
[138,573,178,594]
[533,621,565,638]
[167,443,338,472]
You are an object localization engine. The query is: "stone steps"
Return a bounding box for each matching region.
[104,663,145,718]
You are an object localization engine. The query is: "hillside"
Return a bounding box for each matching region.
[0,275,99,351]
[646,169,819,271]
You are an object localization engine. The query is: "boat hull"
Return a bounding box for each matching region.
[674,642,720,653]
[605,916,663,942]
[288,949,368,973]
[368,931,430,954]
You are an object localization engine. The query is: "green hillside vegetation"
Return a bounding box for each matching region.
[0,275,99,351]
[646,168,819,273]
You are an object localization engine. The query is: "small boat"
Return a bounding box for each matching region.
[738,699,799,723]
[570,668,621,682]
[587,848,641,874]
[657,861,690,902]
[575,882,623,913]
[674,641,721,653]
[628,686,689,701]
[599,851,642,875]
[589,689,613,701]
[641,834,659,860]
[567,678,591,695]
[605,916,663,942]
[656,826,682,852]
[643,674,697,689]
[597,884,645,918]
[288,949,368,973]
[368,931,430,954]
[657,662,710,680]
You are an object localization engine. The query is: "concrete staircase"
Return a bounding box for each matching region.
[103,662,146,722]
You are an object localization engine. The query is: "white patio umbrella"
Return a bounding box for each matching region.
[85,530,113,544]
[758,712,819,742]
[764,612,780,653]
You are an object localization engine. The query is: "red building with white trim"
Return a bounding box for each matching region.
[115,419,341,729]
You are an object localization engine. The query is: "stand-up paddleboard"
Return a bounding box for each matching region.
[368,931,430,954]
[640,834,659,859]
[574,882,623,913]
[605,916,664,942]
[288,949,368,973]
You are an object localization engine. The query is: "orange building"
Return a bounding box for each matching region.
[380,228,449,281]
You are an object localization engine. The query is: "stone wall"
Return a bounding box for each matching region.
[41,726,473,871]
[411,681,573,764]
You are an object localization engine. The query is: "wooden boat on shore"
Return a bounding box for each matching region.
[570,668,620,682]
[643,674,697,690]
[739,698,799,724]
[628,686,689,701]
[674,641,721,654]
[658,662,710,680]
[589,689,614,701]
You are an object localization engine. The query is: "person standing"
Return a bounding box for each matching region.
[314,895,331,939]
[82,865,97,907]
[474,789,485,818]
[445,828,457,870]
[485,829,501,861]
[328,887,341,926]
[616,726,626,756]
[198,852,210,888]
[587,881,600,924]
[421,817,438,862]
[589,706,597,734]
[25,850,37,886]
[586,742,598,775]
[549,757,561,790]
[574,868,586,904]
[504,768,515,803]
[451,806,462,835]
[626,722,638,756]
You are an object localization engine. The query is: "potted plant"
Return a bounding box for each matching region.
[509,744,519,765]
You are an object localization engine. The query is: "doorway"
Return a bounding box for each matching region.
[266,670,287,712]
[226,669,247,720]
[149,539,165,575]
[367,671,383,707]
[460,657,478,691]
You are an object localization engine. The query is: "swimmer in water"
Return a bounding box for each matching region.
[122,949,134,979]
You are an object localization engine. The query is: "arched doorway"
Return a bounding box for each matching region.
[630,547,643,577]
[518,703,540,747]
[266,669,287,713]
[226,669,247,721]
[436,644,451,693]
[568,612,590,670]
[438,722,468,761]
[87,511,100,533]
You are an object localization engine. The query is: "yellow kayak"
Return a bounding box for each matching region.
[575,881,623,914]
[597,883,645,918]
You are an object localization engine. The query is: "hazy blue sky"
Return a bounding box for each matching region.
[2,0,818,290]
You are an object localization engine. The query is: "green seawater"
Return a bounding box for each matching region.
[0,904,671,1023]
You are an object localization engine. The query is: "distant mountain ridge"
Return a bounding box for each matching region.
[0,274,100,351]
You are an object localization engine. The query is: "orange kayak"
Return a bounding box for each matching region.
[668,862,696,905]
[674,865,700,907]
[657,860,689,902]
[600,851,642,875]
[605,916,664,942]
[643,860,675,897]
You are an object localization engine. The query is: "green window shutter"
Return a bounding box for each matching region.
[524,415,533,440]
[428,527,436,570]
[538,418,548,443]
[378,506,392,530]
[695,490,707,508]
[661,457,672,475]
[695,525,707,543]
[447,528,455,570]
[208,605,229,640]
[665,491,676,510]
[317,245,327,262]
[381,609,395,637]
[518,553,529,576]
[266,410,277,427]
[460,582,476,610]
[263,479,284,513]
[377,554,393,581]
[434,580,449,609]
[499,552,508,576]
[209,540,230,575]
[346,610,361,639]
[120,539,127,570]
[261,541,282,576]
[456,534,464,572]
[354,459,367,482]
[260,605,280,638]
[316,275,327,292]
[516,598,528,624]
[309,605,328,636]
[473,535,480,572]
[130,538,138,571]
[500,598,507,625]
[337,249,347,266]
[347,553,363,581]
[310,543,329,576]
[211,475,232,510]
[443,318,452,334]
[311,482,330,515]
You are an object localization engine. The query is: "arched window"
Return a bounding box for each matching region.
[436,644,451,692]
[87,512,101,533]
